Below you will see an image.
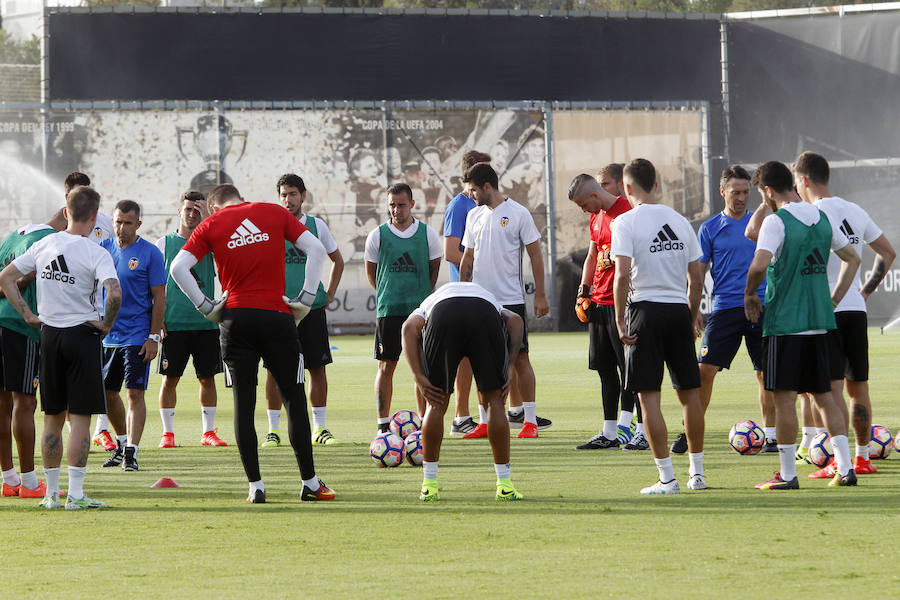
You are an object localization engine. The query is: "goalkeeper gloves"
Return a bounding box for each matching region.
[196,291,229,323]
[283,290,316,324]
[575,284,590,323]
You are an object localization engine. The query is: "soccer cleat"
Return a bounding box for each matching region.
[756,472,799,490]
[616,425,633,444]
[576,433,619,450]
[419,480,440,502]
[507,410,552,430]
[829,468,858,487]
[312,427,341,446]
[377,423,390,434]
[763,439,778,453]
[687,474,707,490]
[449,417,478,437]
[462,423,488,439]
[517,422,538,439]
[261,431,281,448]
[640,479,680,495]
[18,480,47,499]
[201,429,228,447]
[39,491,61,509]
[2,482,19,497]
[246,489,266,504]
[795,446,811,465]
[65,494,106,510]
[808,459,836,479]
[624,431,650,451]
[102,442,124,467]
[301,478,336,501]
[670,432,688,454]
[853,456,876,474]
[496,479,523,501]
[122,446,139,472]
[158,432,175,448]
[93,430,117,451]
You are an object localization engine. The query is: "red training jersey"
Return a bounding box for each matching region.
[182,202,307,314]
[589,195,633,305]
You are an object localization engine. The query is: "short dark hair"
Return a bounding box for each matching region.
[461,150,491,175]
[208,184,242,206]
[598,163,624,182]
[277,173,306,194]
[623,158,656,193]
[114,199,141,220]
[751,161,794,194]
[66,186,100,222]
[387,182,413,201]
[181,190,205,204]
[463,162,499,190]
[720,165,751,189]
[64,171,91,194]
[793,151,830,185]
[567,173,595,201]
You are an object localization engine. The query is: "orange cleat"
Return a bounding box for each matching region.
[853,456,877,474]
[201,429,227,446]
[158,432,175,448]
[18,480,47,498]
[2,482,19,497]
[808,459,836,479]
[93,430,117,451]
[462,423,488,439]
[517,422,539,439]
[301,478,336,501]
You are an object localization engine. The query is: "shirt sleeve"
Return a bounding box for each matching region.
[860,210,883,244]
[686,221,703,262]
[461,211,476,249]
[756,214,785,257]
[181,221,211,262]
[610,214,633,259]
[284,208,308,242]
[314,218,339,254]
[11,244,37,276]
[829,216,849,252]
[443,196,468,239]
[698,222,712,264]
[93,246,119,283]
[426,226,443,260]
[518,208,541,246]
[148,244,168,287]
[155,237,166,255]
[364,227,380,263]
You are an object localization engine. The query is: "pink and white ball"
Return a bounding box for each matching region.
[390,409,422,439]
[728,419,765,455]
[868,424,893,460]
[808,432,834,468]
[404,430,424,466]
[370,432,405,468]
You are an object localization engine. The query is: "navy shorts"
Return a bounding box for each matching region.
[698,306,763,371]
[103,345,152,391]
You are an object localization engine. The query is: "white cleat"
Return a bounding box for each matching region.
[640,479,680,495]
[38,491,61,509]
[687,473,707,490]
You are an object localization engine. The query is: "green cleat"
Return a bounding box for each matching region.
[312,427,342,446]
[496,479,523,501]
[419,480,440,502]
[828,469,858,487]
[39,491,61,509]
[795,446,811,466]
[65,494,106,510]
[261,430,281,448]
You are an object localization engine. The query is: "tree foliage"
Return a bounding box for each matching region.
[0,31,40,64]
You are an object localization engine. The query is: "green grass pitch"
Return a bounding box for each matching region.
[3,330,900,598]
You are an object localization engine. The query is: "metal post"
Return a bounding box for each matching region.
[701,102,712,217]
[542,102,558,331]
[40,0,51,219]
[719,20,731,165]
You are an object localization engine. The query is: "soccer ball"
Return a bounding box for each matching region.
[728,419,765,455]
[370,432,405,468]
[389,409,422,439]
[868,424,893,460]
[808,432,834,468]
[894,430,900,453]
[404,430,423,466]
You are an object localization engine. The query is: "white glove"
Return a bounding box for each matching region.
[283,290,314,324]
[196,291,229,323]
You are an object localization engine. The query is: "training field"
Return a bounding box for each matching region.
[4,329,900,598]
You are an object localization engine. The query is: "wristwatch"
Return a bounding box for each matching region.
[148,333,161,343]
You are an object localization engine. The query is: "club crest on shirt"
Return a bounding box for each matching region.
[93,228,102,239]
[500,216,509,227]
[128,257,139,270]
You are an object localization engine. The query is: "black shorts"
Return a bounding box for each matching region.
[624,301,701,392]
[422,297,508,394]
[297,307,332,370]
[0,326,40,395]
[39,324,106,416]
[762,334,831,394]
[698,306,764,371]
[827,311,868,382]
[158,329,223,379]
[374,315,407,362]
[502,304,529,354]
[588,303,625,373]
[220,307,303,390]
[103,345,152,392]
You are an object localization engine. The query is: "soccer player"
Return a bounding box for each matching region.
[610,158,706,494]
[365,183,441,431]
[670,166,776,455]
[0,208,66,499]
[443,150,490,438]
[792,152,895,476]
[263,174,345,447]
[744,161,860,490]
[155,190,226,449]
[568,166,647,451]
[99,200,166,472]
[170,184,335,503]
[459,162,551,438]
[402,281,525,502]
[0,185,121,509]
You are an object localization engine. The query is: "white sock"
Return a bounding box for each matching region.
[201,406,216,433]
[160,408,175,434]
[494,463,511,479]
[423,461,438,479]
[312,406,326,430]
[116,434,127,446]
[377,416,390,425]
[302,476,320,491]
[65,421,71,433]
[635,423,645,435]
[617,411,634,429]
[815,427,827,435]
[800,427,815,448]
[508,405,524,416]
[67,466,86,500]
[478,404,488,423]
[20,470,38,490]
[267,409,281,431]
[856,444,869,460]
[602,420,617,440]
[249,480,265,493]
[778,444,797,481]
[522,401,536,425]
[93,414,109,436]
[44,467,60,494]
[655,457,675,483]
[764,427,776,443]
[126,444,138,456]
[1,467,20,486]
[688,452,705,477]
[831,434,851,475]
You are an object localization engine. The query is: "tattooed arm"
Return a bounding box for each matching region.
[87,278,121,336]
[860,235,896,300]
[0,263,41,328]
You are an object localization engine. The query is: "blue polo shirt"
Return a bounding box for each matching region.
[443,192,476,281]
[698,211,765,311]
[101,237,167,347]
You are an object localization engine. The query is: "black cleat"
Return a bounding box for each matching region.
[507,411,552,430]
[102,441,124,468]
[449,417,478,436]
[670,432,688,454]
[624,431,650,451]
[763,439,778,453]
[576,434,619,450]
[377,423,390,434]
[829,468,858,487]
[122,446,138,472]
[247,489,266,503]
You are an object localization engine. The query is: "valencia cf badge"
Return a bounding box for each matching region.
[129,257,139,270]
[500,216,509,227]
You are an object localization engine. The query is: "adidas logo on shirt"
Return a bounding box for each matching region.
[389,252,418,273]
[801,248,827,275]
[285,246,306,265]
[649,224,685,253]
[840,219,859,245]
[227,219,270,249]
[40,254,76,284]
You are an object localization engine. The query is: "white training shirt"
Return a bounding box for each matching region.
[364,219,442,263]
[411,281,502,321]
[12,231,118,328]
[610,203,702,304]
[91,211,114,245]
[756,202,848,260]
[17,224,54,236]
[461,199,541,305]
[815,197,882,313]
